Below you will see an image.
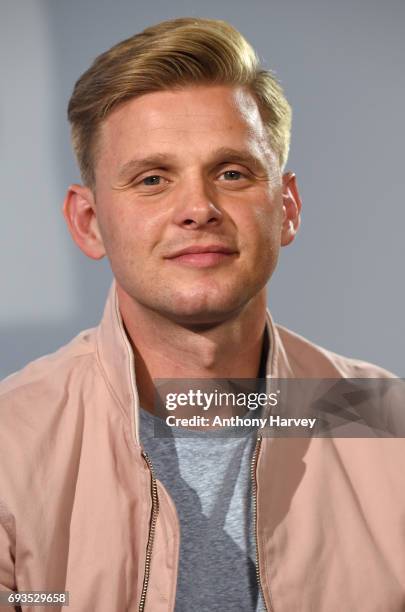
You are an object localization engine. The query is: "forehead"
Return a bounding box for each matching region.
[96,85,271,171]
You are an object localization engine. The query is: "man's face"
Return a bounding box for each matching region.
[91,84,296,325]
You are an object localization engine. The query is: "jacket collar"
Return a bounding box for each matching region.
[96,280,293,445]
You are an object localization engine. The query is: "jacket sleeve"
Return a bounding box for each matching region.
[0,502,19,611]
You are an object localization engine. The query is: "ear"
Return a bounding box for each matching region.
[63,184,106,260]
[280,172,302,247]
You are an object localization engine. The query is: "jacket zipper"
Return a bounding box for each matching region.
[139,451,159,612]
[251,433,270,612]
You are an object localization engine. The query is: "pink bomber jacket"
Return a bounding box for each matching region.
[0,282,404,611]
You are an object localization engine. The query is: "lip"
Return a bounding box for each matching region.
[166,244,238,258]
[165,244,238,268]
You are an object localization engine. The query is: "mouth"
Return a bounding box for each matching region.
[165,244,239,268]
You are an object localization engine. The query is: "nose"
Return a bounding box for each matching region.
[172,177,223,229]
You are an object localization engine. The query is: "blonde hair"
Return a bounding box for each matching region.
[67,17,292,187]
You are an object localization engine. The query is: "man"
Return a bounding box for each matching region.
[0,17,404,612]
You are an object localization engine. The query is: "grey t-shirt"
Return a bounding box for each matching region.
[140,408,266,612]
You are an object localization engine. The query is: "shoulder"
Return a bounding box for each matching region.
[0,327,99,410]
[275,324,396,379]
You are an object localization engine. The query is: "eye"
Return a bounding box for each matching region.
[219,170,244,181]
[142,175,163,185]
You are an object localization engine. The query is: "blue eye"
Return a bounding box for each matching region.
[222,170,242,180]
[143,175,161,185]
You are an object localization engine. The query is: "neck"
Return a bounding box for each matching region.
[117,285,268,413]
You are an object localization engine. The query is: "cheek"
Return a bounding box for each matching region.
[102,210,174,283]
[244,201,284,280]
[97,200,148,254]
[94,204,134,267]
[239,197,283,247]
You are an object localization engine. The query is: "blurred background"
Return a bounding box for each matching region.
[1,0,404,378]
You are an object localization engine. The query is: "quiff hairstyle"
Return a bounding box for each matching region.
[67,17,292,187]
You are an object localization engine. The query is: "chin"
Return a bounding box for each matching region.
[160,291,251,326]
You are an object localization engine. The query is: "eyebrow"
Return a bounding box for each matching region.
[209,147,269,174]
[117,153,177,182]
[115,146,270,184]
